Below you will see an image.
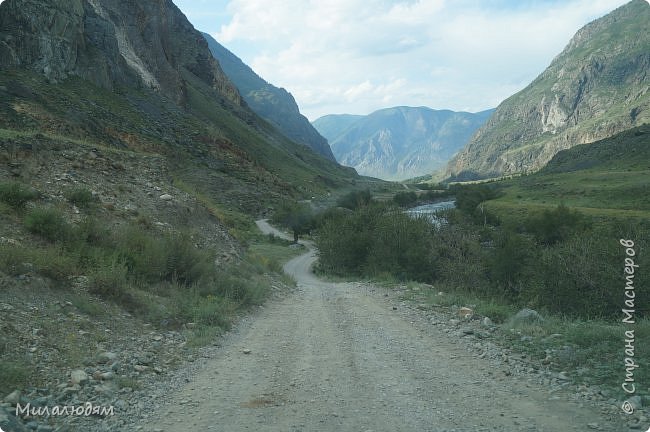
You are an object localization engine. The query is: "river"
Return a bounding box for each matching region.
[405,200,456,225]
[405,200,456,215]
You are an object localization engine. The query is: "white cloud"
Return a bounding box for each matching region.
[207,0,629,120]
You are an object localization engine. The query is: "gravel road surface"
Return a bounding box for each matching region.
[138,220,619,432]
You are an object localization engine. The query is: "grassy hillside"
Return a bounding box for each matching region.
[484,125,650,221]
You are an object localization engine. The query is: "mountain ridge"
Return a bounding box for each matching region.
[202,32,336,162]
[445,0,650,181]
[314,106,493,181]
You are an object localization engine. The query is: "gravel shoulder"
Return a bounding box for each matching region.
[134,221,621,432]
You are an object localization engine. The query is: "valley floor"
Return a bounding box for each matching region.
[115,221,621,432]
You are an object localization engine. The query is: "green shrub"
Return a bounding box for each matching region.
[0,244,31,275]
[0,181,38,209]
[434,223,487,292]
[164,232,216,285]
[316,203,383,275]
[33,249,78,282]
[524,232,624,318]
[451,184,498,215]
[317,203,439,282]
[73,216,111,247]
[115,226,216,286]
[524,204,590,245]
[215,271,267,306]
[24,206,70,242]
[366,212,437,281]
[115,225,168,283]
[486,230,536,296]
[66,187,97,209]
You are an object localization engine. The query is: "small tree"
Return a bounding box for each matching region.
[452,184,498,215]
[272,201,314,243]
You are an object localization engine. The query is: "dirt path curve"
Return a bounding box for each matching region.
[140,220,618,432]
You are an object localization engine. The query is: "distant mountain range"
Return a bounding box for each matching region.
[445,0,650,181]
[314,107,493,180]
[202,32,336,162]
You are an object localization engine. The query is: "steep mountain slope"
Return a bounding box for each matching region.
[202,32,336,162]
[0,0,241,106]
[0,0,356,212]
[314,107,493,180]
[446,0,650,181]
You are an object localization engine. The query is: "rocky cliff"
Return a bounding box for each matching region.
[314,107,493,181]
[0,0,241,106]
[445,0,650,180]
[202,32,336,161]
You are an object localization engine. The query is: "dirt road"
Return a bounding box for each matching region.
[139,220,618,431]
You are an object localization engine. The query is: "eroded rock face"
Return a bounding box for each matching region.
[446,0,650,180]
[0,0,242,106]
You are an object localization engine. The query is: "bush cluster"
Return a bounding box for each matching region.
[317,203,437,281]
[66,187,97,209]
[315,199,649,319]
[0,181,38,209]
[24,207,71,242]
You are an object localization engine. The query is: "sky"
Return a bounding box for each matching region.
[171,0,635,120]
[1,0,632,120]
